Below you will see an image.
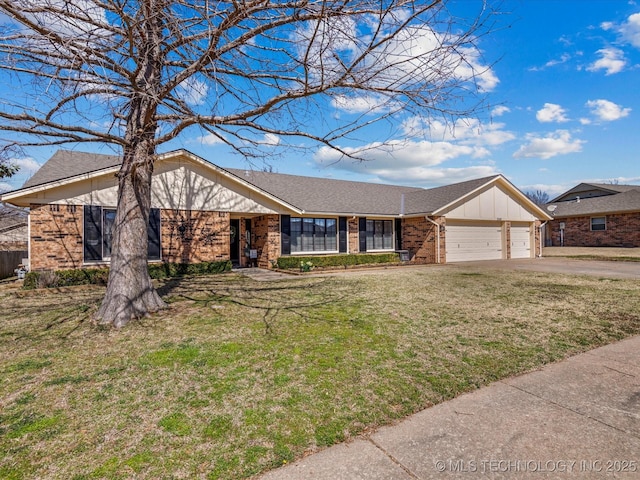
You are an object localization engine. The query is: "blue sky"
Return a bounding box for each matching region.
[2,0,640,199]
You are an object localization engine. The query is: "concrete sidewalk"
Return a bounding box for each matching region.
[258,336,640,479]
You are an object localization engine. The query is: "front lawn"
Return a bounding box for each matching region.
[1,267,639,479]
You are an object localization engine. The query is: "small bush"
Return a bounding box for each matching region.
[276,253,400,270]
[23,260,232,290]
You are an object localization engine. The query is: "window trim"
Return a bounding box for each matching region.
[83,205,161,264]
[590,216,606,231]
[363,217,395,252]
[284,216,340,255]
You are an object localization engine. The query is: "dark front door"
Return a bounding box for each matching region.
[230,219,240,265]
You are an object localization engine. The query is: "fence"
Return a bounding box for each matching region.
[0,251,28,279]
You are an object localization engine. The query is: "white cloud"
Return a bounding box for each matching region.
[0,181,13,193]
[315,140,476,168]
[364,165,499,185]
[529,53,571,71]
[330,94,395,114]
[261,133,281,146]
[585,99,631,121]
[13,157,42,174]
[513,130,585,160]
[401,117,515,147]
[492,106,511,117]
[176,78,209,106]
[587,48,626,75]
[198,133,225,145]
[313,138,498,185]
[617,12,640,48]
[536,103,569,123]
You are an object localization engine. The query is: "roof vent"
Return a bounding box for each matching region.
[576,196,580,203]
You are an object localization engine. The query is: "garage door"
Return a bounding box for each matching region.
[510,224,531,259]
[446,222,503,262]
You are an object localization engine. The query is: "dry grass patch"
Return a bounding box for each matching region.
[1,268,640,479]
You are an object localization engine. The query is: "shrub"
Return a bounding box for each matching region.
[276,253,400,270]
[23,260,232,290]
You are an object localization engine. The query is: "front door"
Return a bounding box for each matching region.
[230,219,240,266]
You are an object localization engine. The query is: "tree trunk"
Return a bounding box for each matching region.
[95,143,166,328]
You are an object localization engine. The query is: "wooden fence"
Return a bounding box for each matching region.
[0,251,28,279]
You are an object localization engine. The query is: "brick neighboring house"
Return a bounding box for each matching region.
[545,183,640,247]
[0,149,550,271]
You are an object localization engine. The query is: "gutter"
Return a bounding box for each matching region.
[425,216,441,264]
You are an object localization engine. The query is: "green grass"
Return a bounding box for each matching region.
[1,267,640,479]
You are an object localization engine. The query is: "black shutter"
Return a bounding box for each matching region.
[281,215,291,255]
[83,205,103,261]
[338,217,347,253]
[358,217,367,252]
[395,218,402,250]
[148,208,161,260]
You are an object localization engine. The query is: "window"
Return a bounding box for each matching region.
[84,205,161,262]
[590,217,606,231]
[289,217,338,253]
[365,219,394,251]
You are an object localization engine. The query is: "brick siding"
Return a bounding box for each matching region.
[348,217,360,253]
[30,204,83,270]
[401,216,444,264]
[161,209,230,263]
[548,212,640,247]
[253,214,280,268]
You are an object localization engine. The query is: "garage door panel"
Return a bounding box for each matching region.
[446,222,503,262]
[511,224,531,259]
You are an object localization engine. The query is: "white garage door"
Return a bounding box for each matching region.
[510,224,531,259]
[446,222,503,262]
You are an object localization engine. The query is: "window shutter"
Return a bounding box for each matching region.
[281,215,291,255]
[395,218,402,250]
[358,217,367,252]
[83,205,103,261]
[338,217,347,253]
[148,208,161,260]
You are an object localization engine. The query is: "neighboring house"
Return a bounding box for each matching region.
[545,183,640,248]
[0,204,28,251]
[0,149,551,271]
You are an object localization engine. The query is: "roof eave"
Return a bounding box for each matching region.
[1,149,305,214]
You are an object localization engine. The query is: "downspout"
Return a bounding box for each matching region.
[538,221,547,258]
[425,216,441,264]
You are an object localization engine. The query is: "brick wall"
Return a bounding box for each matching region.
[348,217,359,253]
[548,212,640,247]
[401,216,444,264]
[253,214,280,268]
[161,209,230,263]
[30,204,83,270]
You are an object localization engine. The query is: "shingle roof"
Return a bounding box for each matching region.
[11,149,506,216]
[22,150,121,189]
[547,188,640,217]
[224,168,426,215]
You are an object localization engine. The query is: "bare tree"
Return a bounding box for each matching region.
[0,0,499,327]
[525,190,550,206]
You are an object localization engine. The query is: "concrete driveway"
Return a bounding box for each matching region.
[451,257,640,280]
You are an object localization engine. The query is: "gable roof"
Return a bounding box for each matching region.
[550,182,640,203]
[1,149,548,219]
[22,150,122,190]
[546,187,640,217]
